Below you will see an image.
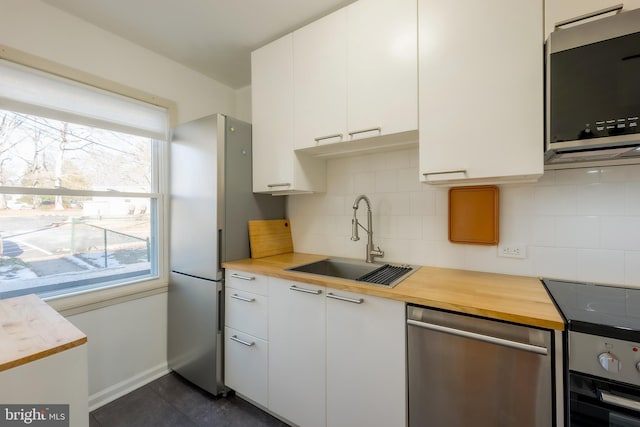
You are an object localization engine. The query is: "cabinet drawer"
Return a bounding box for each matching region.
[225,270,268,295]
[224,327,268,408]
[225,288,268,340]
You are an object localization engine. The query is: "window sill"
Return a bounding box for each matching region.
[45,277,168,316]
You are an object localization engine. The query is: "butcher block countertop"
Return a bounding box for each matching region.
[223,252,565,331]
[0,294,87,372]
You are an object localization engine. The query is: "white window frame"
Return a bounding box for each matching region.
[0,47,175,315]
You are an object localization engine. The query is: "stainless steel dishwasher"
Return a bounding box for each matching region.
[407,305,554,427]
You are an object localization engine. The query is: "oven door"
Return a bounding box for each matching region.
[570,372,640,427]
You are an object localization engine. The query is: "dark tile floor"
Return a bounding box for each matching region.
[90,372,289,427]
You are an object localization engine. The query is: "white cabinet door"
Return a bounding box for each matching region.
[224,271,269,407]
[251,34,294,193]
[0,345,88,427]
[251,34,326,194]
[293,9,348,150]
[226,269,268,295]
[418,0,543,185]
[224,327,268,408]
[326,290,407,427]
[347,0,418,140]
[225,288,268,340]
[268,279,326,427]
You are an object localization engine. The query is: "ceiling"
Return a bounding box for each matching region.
[41,0,356,89]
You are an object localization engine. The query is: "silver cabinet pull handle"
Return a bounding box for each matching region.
[422,169,467,177]
[348,127,381,138]
[230,273,255,281]
[231,294,255,302]
[407,319,548,355]
[598,389,640,412]
[290,285,322,295]
[555,4,623,29]
[267,183,291,188]
[230,335,255,347]
[314,133,343,143]
[327,292,363,304]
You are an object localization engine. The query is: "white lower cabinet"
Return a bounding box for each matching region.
[225,287,268,339]
[0,345,88,427]
[224,326,268,408]
[268,279,326,427]
[225,271,407,426]
[326,290,407,427]
[224,270,269,408]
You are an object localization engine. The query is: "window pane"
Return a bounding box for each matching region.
[0,109,153,192]
[0,195,157,299]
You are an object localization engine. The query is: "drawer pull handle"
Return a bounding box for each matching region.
[230,335,255,347]
[267,183,291,188]
[348,127,381,138]
[230,273,255,281]
[290,285,322,295]
[231,294,255,303]
[314,133,343,143]
[327,292,363,304]
[422,169,467,177]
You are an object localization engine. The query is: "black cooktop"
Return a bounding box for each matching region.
[542,279,640,342]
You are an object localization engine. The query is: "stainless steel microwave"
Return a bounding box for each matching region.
[546,5,640,168]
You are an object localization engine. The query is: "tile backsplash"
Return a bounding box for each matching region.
[287,147,640,287]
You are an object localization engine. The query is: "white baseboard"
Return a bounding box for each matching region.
[89,362,169,411]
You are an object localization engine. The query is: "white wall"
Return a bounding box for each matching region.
[234,85,252,123]
[0,0,237,125]
[288,147,640,287]
[0,0,242,408]
[66,294,167,410]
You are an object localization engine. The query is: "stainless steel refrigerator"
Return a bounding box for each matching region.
[167,113,284,395]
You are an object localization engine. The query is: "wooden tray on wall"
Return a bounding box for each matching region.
[448,185,499,245]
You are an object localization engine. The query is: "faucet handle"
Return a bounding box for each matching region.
[371,246,384,257]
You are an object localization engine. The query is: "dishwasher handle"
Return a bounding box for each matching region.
[407,318,548,356]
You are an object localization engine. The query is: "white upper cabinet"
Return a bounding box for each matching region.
[418,0,544,185]
[251,33,325,194]
[290,0,418,154]
[346,0,418,140]
[293,9,348,150]
[251,34,294,192]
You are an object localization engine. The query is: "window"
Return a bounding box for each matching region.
[0,59,168,299]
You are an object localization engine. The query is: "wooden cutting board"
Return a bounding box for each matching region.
[449,185,499,245]
[248,219,293,258]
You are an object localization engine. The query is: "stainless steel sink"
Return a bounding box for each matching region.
[287,257,417,288]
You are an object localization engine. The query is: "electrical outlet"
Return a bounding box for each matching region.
[498,244,526,259]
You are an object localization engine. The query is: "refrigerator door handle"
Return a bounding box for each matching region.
[217,286,223,334]
[217,228,223,273]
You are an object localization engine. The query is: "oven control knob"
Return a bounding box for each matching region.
[637,362,640,373]
[598,352,620,373]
